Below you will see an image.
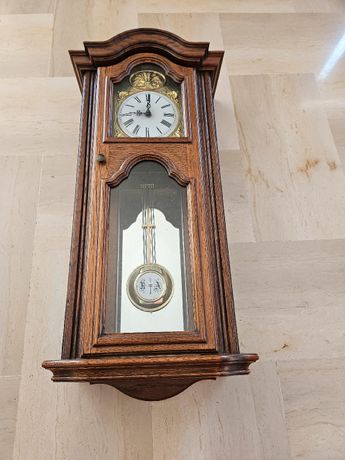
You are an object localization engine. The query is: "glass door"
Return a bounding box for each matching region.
[104,161,193,334]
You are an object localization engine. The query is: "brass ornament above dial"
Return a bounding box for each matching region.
[129,70,166,90]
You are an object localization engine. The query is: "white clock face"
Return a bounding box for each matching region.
[118,91,179,137]
[135,271,166,302]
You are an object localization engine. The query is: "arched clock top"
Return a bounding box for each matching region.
[108,55,188,87]
[69,28,223,93]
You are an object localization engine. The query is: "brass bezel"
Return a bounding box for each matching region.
[126,263,174,312]
[117,90,180,138]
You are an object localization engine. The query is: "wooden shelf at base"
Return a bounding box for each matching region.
[42,353,258,401]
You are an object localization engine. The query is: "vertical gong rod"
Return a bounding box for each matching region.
[141,184,156,265]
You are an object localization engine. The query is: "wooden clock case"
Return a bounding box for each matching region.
[42,28,258,401]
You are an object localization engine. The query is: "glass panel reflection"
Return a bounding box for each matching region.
[104,161,193,333]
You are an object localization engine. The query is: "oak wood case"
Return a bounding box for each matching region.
[42,28,258,401]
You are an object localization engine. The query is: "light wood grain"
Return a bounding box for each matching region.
[150,363,291,460]
[230,239,345,360]
[0,376,19,460]
[53,384,153,460]
[151,378,264,460]
[318,62,345,165]
[293,0,345,12]
[137,0,345,13]
[230,73,345,241]
[50,0,138,76]
[249,361,291,460]
[221,13,345,75]
[137,0,296,13]
[0,14,53,76]
[0,0,55,14]
[220,150,255,242]
[34,154,77,251]
[0,78,80,157]
[329,119,345,165]
[278,359,345,460]
[0,156,41,376]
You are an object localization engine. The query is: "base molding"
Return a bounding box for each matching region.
[95,379,201,401]
[42,353,258,400]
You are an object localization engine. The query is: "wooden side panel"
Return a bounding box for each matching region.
[199,72,240,354]
[62,71,96,358]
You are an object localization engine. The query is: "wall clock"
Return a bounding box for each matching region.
[42,28,258,401]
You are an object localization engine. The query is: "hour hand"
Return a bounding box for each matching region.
[120,110,143,116]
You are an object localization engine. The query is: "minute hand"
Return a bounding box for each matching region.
[145,94,152,117]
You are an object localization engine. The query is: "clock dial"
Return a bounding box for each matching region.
[135,271,166,302]
[118,91,179,137]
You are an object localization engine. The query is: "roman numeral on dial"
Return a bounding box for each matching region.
[145,128,150,137]
[134,96,141,103]
[133,124,140,135]
[160,119,172,128]
[124,118,134,127]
